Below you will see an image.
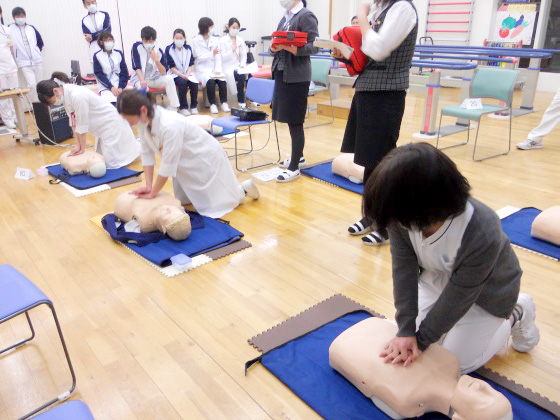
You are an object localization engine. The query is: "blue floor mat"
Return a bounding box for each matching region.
[501,208,560,261]
[48,164,142,190]
[301,162,364,195]
[261,312,556,420]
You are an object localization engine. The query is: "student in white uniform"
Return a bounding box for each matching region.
[93,31,129,104]
[220,18,248,108]
[165,29,197,116]
[517,86,560,150]
[81,0,111,64]
[0,6,18,129]
[9,7,43,103]
[116,90,259,218]
[130,26,180,112]
[36,72,140,169]
[192,17,229,114]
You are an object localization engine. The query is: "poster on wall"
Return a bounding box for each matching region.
[493,3,538,45]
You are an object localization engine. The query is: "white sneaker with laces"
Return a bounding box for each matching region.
[279,156,307,169]
[276,169,300,183]
[241,179,260,199]
[4,120,16,129]
[516,138,543,150]
[221,103,231,112]
[179,108,191,116]
[210,104,219,114]
[511,293,540,352]
[190,107,199,115]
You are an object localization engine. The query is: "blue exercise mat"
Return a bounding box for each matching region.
[501,208,560,261]
[48,164,142,190]
[301,162,364,195]
[102,213,243,267]
[261,311,555,420]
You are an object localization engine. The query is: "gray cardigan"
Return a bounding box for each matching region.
[388,198,521,351]
[270,8,320,83]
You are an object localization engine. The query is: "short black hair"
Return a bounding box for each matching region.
[0,6,4,25]
[173,28,186,38]
[97,31,114,48]
[141,26,157,41]
[225,17,240,34]
[198,17,213,35]
[12,7,26,18]
[351,16,358,21]
[363,143,471,231]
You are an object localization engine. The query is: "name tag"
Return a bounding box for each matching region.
[461,98,483,110]
[15,167,35,180]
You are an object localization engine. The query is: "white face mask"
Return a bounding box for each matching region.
[280,0,295,10]
[229,29,239,37]
[208,27,214,36]
[15,17,26,26]
[174,39,184,48]
[143,42,155,51]
[103,41,114,51]
[87,4,97,13]
[54,94,64,106]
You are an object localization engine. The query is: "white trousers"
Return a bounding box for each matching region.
[99,89,117,103]
[528,87,560,142]
[172,177,245,208]
[417,279,511,374]
[0,72,18,125]
[20,64,43,103]
[133,75,180,109]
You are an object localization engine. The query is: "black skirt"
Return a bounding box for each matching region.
[341,90,407,169]
[272,70,310,125]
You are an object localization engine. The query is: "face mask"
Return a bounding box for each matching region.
[143,42,155,51]
[103,41,114,51]
[54,94,64,106]
[87,4,97,13]
[134,121,149,129]
[280,0,295,10]
[208,27,214,36]
[15,17,26,26]
[229,29,239,37]
[174,39,184,48]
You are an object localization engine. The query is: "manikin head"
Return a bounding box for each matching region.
[86,153,107,178]
[83,0,97,14]
[153,205,192,241]
[451,376,512,420]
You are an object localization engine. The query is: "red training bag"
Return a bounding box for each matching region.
[333,26,368,76]
[272,31,308,47]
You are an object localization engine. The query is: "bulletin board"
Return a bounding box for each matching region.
[493,2,539,46]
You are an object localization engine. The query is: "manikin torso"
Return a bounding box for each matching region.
[332,153,365,184]
[329,317,512,420]
[531,206,560,246]
[60,150,106,176]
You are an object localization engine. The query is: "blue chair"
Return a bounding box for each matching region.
[0,264,76,420]
[306,58,335,129]
[33,401,94,420]
[435,67,519,161]
[212,78,280,172]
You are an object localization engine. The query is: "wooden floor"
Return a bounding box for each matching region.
[0,85,559,419]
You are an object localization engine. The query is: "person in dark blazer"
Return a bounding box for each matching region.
[270,0,319,183]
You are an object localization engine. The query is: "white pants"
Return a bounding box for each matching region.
[528,87,560,142]
[172,177,245,208]
[0,72,18,125]
[417,279,511,374]
[20,64,43,103]
[133,75,180,109]
[100,89,117,103]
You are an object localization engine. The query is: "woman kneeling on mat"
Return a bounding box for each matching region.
[116,89,259,219]
[363,143,540,374]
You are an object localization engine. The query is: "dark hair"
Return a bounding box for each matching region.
[37,72,71,105]
[12,6,25,18]
[97,31,114,48]
[0,6,3,25]
[173,28,186,39]
[225,17,240,34]
[302,0,307,7]
[363,143,471,231]
[116,89,156,119]
[141,26,157,41]
[198,17,213,35]
[351,15,358,22]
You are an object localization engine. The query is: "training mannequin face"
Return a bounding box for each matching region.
[332,154,365,183]
[60,150,106,177]
[451,376,512,420]
[155,205,186,232]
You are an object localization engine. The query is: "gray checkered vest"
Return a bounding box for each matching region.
[355,0,418,92]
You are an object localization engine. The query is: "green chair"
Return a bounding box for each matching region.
[435,67,519,161]
[306,58,335,129]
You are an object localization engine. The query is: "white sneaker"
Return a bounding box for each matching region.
[511,293,540,353]
[238,103,247,109]
[242,179,260,199]
[167,106,178,113]
[210,104,219,114]
[516,138,543,150]
[190,107,199,115]
[276,169,300,183]
[221,103,231,113]
[4,120,16,129]
[179,108,191,116]
[279,156,307,169]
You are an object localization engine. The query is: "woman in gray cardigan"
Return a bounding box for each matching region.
[362,143,540,374]
[270,0,319,183]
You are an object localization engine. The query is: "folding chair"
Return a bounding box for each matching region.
[0,264,76,420]
[435,67,519,161]
[306,58,334,129]
[33,401,95,420]
[211,78,281,172]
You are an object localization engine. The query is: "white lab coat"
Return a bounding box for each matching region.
[220,34,247,95]
[138,106,244,218]
[191,34,222,86]
[62,84,140,169]
[0,24,17,75]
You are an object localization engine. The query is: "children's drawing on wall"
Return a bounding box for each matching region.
[493,3,538,45]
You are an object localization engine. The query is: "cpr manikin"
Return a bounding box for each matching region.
[329,317,512,420]
[114,191,191,241]
[531,206,560,246]
[332,153,365,184]
[186,114,223,135]
[60,149,107,178]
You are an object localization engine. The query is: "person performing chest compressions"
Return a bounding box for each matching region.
[93,31,129,104]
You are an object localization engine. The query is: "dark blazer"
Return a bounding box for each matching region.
[271,7,320,83]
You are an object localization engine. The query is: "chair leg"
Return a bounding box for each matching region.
[229,122,281,172]
[0,311,36,356]
[437,115,471,151]
[473,113,512,161]
[304,88,334,129]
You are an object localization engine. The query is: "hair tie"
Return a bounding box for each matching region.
[53,78,64,86]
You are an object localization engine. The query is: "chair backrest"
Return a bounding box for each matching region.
[246,77,275,105]
[310,57,332,85]
[470,68,519,105]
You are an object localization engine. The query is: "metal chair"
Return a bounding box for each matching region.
[211,78,280,172]
[435,67,519,161]
[0,264,76,420]
[33,401,95,420]
[306,58,335,129]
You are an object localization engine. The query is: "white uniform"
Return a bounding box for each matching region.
[93,49,128,103]
[527,87,560,143]
[138,106,245,218]
[81,11,111,63]
[0,23,18,126]
[219,34,247,95]
[191,34,222,86]
[9,23,43,103]
[62,84,140,169]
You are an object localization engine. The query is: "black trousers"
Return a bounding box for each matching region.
[234,70,246,103]
[206,79,228,105]
[174,77,199,109]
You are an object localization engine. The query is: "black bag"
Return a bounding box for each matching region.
[231,107,267,121]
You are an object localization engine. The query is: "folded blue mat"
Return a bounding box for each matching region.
[102,213,243,267]
[261,311,555,420]
[301,162,364,195]
[48,164,142,190]
[501,208,560,261]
